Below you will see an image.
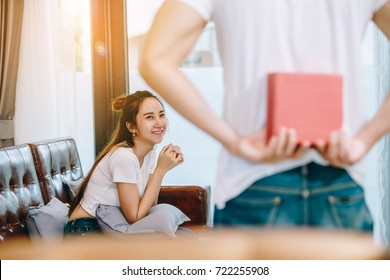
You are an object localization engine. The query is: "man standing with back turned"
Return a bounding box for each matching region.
[139,0,390,231]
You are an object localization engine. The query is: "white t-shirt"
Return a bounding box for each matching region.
[81,144,156,216]
[170,0,388,208]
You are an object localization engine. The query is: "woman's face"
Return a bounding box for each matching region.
[134,97,167,146]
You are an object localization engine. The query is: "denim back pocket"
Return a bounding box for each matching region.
[327,188,373,232]
[227,193,282,226]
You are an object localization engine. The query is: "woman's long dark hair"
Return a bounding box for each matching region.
[68,90,164,217]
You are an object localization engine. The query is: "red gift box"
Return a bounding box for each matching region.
[266,72,343,144]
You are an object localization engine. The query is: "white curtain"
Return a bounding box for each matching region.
[14,0,94,172]
[375,25,390,247]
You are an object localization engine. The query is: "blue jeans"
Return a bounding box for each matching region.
[214,162,373,232]
[64,218,101,237]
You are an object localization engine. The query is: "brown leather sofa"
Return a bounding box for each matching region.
[2,137,387,260]
[0,137,210,243]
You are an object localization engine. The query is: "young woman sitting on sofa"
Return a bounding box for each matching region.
[64,90,184,237]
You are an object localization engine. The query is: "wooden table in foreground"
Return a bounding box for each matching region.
[0,227,388,260]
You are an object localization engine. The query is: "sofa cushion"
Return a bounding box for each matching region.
[96,203,190,238]
[67,178,84,194]
[26,197,69,243]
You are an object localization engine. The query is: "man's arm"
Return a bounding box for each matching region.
[373,0,390,38]
[139,1,239,153]
[316,1,390,166]
[139,1,305,163]
[351,1,390,155]
[358,1,390,150]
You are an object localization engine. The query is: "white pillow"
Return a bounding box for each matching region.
[62,177,84,199]
[96,203,190,238]
[26,197,69,243]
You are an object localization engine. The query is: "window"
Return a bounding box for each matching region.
[127,1,223,188]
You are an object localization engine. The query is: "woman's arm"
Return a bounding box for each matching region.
[140,1,306,163]
[117,144,183,223]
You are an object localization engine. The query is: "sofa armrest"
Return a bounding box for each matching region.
[158,185,211,227]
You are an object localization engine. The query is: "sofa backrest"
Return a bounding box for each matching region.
[29,137,84,204]
[0,144,45,242]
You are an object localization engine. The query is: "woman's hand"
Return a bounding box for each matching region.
[229,127,310,163]
[172,145,184,163]
[155,144,184,175]
[314,131,368,167]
